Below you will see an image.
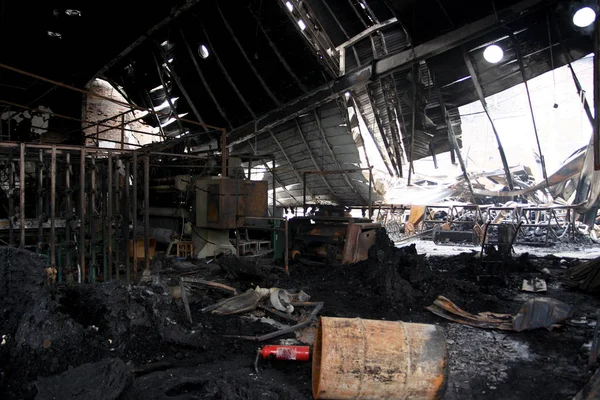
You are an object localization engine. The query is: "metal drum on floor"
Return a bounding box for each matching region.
[312,317,448,400]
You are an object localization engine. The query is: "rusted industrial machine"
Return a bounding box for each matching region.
[289,206,381,265]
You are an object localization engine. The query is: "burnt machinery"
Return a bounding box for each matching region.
[289,206,381,266]
[149,157,270,258]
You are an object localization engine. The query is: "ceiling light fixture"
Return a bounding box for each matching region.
[298,19,307,31]
[483,44,504,64]
[286,1,294,12]
[573,7,596,28]
[198,44,209,59]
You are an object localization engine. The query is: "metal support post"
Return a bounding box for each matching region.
[221,129,227,177]
[107,151,113,280]
[8,150,14,246]
[284,218,289,274]
[368,167,373,219]
[19,143,25,248]
[50,146,56,272]
[124,160,130,283]
[90,155,97,282]
[79,148,85,283]
[114,154,120,280]
[132,151,138,280]
[144,153,150,272]
[272,155,276,218]
[407,64,417,185]
[64,152,72,276]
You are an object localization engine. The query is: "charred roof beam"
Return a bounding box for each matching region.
[365,84,400,176]
[194,14,257,119]
[154,41,212,136]
[151,52,186,136]
[351,94,394,176]
[508,31,548,187]
[462,48,514,190]
[227,0,545,147]
[180,29,233,130]
[268,129,318,204]
[313,108,368,204]
[216,3,281,107]
[380,77,404,177]
[294,118,340,202]
[433,73,475,200]
[247,6,308,93]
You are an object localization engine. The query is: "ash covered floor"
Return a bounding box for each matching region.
[1,235,600,400]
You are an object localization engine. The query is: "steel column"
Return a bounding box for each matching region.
[19,143,25,248]
[8,150,14,246]
[144,153,150,272]
[132,151,138,280]
[407,64,417,185]
[79,148,85,283]
[50,146,56,270]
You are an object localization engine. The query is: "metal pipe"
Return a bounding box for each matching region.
[132,151,138,280]
[65,152,72,276]
[120,114,125,149]
[79,148,85,283]
[368,167,373,219]
[8,150,14,246]
[303,172,307,214]
[272,155,276,217]
[90,155,97,282]
[107,151,113,280]
[407,63,417,185]
[19,143,25,248]
[124,160,130,283]
[114,154,120,281]
[221,129,227,177]
[144,153,150,272]
[50,146,56,271]
[284,218,289,274]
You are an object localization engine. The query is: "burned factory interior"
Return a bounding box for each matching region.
[3,0,600,398]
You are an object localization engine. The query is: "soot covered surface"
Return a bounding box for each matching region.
[0,235,599,400]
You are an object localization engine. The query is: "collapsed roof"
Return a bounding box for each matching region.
[0,0,595,205]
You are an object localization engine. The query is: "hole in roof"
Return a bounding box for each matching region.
[573,7,596,28]
[286,1,294,12]
[65,9,81,16]
[483,44,503,63]
[298,20,307,31]
[198,44,209,59]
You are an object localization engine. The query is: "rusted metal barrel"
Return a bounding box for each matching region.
[312,317,447,400]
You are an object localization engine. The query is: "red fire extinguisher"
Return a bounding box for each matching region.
[255,345,310,372]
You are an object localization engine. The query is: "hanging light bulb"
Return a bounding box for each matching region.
[573,7,596,28]
[483,44,504,64]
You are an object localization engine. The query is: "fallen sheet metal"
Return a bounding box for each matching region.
[427,295,572,331]
[426,295,514,330]
[522,277,547,293]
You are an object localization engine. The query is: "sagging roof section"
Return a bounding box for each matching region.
[233,101,374,206]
